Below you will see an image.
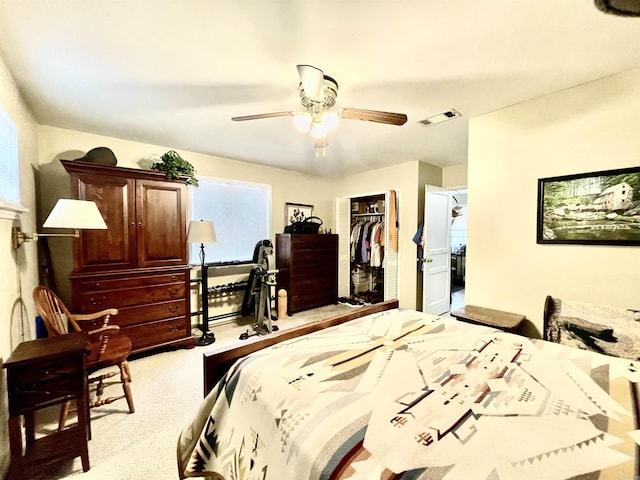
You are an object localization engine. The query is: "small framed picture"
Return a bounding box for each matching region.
[285,203,314,225]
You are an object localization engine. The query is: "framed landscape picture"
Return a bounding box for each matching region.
[537,166,640,245]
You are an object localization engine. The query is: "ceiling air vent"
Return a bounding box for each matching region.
[418,109,461,127]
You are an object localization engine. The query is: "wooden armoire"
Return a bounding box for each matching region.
[62,160,194,354]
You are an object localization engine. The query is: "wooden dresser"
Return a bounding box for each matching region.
[63,160,194,353]
[275,234,338,315]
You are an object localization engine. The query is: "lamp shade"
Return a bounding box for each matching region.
[42,199,107,229]
[187,220,217,244]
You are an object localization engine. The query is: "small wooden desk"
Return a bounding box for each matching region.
[450,305,525,333]
[4,333,90,478]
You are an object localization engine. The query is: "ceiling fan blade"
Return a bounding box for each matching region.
[339,108,408,126]
[231,111,294,121]
[297,64,324,102]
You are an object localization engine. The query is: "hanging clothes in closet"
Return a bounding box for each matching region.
[350,217,385,267]
[350,216,385,302]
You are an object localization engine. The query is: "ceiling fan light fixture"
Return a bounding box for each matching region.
[310,121,327,139]
[293,113,313,132]
[311,112,340,136]
[232,65,406,156]
[299,72,338,110]
[321,112,339,133]
[314,136,328,158]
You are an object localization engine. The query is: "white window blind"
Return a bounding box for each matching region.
[190,178,270,263]
[0,106,20,208]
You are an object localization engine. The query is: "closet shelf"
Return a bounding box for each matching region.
[352,212,384,217]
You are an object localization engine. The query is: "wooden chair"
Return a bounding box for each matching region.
[33,285,135,430]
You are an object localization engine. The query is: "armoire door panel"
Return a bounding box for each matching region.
[136,179,187,267]
[73,173,137,271]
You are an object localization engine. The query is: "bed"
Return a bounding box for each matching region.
[178,300,640,480]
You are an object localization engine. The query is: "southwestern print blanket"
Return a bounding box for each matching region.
[179,309,640,480]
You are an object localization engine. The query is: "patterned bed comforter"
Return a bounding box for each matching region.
[178,308,640,480]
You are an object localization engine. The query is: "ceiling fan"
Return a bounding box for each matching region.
[231,65,408,155]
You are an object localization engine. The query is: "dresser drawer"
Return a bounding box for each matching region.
[289,248,337,267]
[115,300,186,327]
[8,357,83,414]
[290,262,337,280]
[290,234,337,249]
[78,300,187,328]
[289,278,337,313]
[121,317,190,350]
[76,272,186,291]
[78,282,185,310]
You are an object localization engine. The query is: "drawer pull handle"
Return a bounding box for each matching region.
[167,288,179,296]
[39,369,72,376]
[168,306,178,313]
[90,296,106,306]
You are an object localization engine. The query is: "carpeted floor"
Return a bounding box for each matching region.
[37,304,354,480]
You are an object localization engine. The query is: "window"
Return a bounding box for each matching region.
[190,177,271,263]
[0,105,23,216]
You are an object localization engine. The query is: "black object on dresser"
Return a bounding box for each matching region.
[4,333,90,478]
[276,234,338,315]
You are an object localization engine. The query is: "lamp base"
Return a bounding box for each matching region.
[195,331,216,346]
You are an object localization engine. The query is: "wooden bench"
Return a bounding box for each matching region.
[450,305,525,333]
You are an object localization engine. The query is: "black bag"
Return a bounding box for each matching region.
[284,216,323,234]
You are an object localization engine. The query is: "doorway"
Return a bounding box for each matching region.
[450,189,467,311]
[421,186,467,314]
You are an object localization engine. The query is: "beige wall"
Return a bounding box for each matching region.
[467,68,640,337]
[0,56,40,478]
[443,163,468,189]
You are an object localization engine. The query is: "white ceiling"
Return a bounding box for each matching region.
[1,1,639,177]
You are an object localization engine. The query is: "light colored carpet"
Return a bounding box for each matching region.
[38,304,354,480]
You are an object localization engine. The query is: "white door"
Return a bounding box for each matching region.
[422,186,452,314]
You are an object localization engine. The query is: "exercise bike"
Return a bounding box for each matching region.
[239,240,279,340]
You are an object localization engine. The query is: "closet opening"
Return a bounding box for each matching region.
[347,194,386,305]
[337,190,398,307]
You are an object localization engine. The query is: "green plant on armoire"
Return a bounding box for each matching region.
[151,150,198,186]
